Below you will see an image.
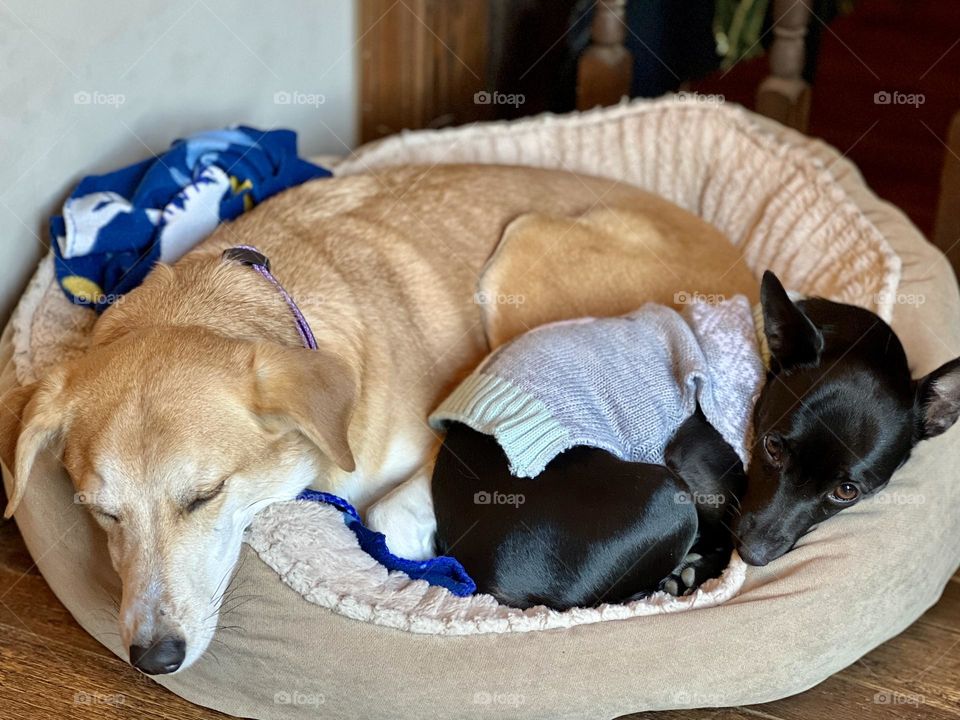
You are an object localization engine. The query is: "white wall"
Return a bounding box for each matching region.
[0,0,357,322]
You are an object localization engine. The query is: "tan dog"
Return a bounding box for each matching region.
[0,164,754,673]
[477,205,759,348]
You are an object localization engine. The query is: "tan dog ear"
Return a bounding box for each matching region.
[0,383,38,480]
[251,343,358,473]
[1,370,70,518]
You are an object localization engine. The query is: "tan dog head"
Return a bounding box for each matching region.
[0,325,356,673]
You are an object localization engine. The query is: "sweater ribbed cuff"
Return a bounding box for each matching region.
[428,373,572,478]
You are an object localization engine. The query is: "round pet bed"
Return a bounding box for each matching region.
[4,98,960,719]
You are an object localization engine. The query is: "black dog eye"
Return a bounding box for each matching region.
[762,433,784,467]
[830,483,860,504]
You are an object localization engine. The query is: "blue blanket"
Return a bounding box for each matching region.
[51,126,331,311]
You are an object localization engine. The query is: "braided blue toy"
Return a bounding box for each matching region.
[296,489,476,596]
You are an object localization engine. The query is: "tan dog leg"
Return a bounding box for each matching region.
[365,461,437,560]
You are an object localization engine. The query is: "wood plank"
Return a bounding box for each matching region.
[839,621,960,714]
[359,0,489,143]
[0,619,225,719]
[635,711,776,720]
[915,573,960,637]
[628,711,754,720]
[0,516,37,576]
[631,667,960,720]
[751,673,960,720]
[0,566,112,658]
[933,110,960,273]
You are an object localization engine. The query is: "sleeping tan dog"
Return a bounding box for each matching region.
[0,164,754,674]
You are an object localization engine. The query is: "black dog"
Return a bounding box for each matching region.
[432,271,960,609]
[433,406,745,610]
[735,271,960,565]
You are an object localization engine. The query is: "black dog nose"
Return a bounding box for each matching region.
[129,636,186,674]
[737,543,772,567]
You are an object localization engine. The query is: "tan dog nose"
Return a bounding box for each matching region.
[129,635,186,674]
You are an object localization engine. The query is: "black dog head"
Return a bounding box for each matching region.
[736,271,960,566]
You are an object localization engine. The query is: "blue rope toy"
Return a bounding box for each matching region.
[296,489,476,596]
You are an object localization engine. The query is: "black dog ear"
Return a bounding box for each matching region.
[915,357,960,440]
[760,271,823,371]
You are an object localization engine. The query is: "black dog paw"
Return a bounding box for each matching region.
[660,553,699,597]
[660,545,732,596]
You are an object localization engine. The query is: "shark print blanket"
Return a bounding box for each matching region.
[50,126,330,311]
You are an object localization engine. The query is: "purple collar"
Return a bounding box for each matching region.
[222,245,318,350]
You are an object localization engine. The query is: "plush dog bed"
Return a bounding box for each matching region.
[4,98,959,719]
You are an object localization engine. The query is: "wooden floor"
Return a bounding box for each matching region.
[0,511,957,718]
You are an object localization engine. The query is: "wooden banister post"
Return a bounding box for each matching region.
[756,0,813,132]
[934,111,960,275]
[577,0,633,111]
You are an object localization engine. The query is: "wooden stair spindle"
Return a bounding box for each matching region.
[577,0,633,111]
[756,0,813,132]
[933,112,960,274]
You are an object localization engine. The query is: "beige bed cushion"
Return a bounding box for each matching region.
[3,99,959,719]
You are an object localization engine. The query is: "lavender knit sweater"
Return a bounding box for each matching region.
[429,297,764,478]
